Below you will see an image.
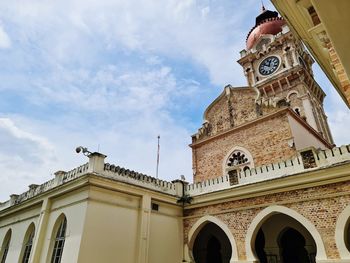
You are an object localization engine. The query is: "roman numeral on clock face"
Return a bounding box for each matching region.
[259,56,280,76]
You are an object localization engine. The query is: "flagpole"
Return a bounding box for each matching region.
[156,135,160,178]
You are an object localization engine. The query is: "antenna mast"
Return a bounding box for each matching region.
[156,135,160,178]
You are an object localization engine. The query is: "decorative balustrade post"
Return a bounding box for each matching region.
[88,152,107,174]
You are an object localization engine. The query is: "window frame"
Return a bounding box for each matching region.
[0,229,12,263]
[20,224,35,263]
[50,216,67,263]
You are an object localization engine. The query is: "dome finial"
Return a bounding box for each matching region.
[261,0,266,12]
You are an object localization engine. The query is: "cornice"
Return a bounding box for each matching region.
[185,161,350,209]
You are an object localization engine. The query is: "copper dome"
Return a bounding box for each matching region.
[246,9,286,50]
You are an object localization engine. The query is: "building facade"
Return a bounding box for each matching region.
[1,7,350,263]
[270,0,350,108]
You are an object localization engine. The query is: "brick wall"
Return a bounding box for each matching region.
[184,181,350,260]
[192,112,297,182]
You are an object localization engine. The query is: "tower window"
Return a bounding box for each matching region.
[308,6,321,26]
[294,108,301,116]
[256,38,271,51]
[277,99,289,107]
[225,147,254,176]
[227,151,248,166]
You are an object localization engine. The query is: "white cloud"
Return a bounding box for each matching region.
[0,118,56,200]
[0,25,11,48]
[0,0,252,85]
[201,6,210,18]
[0,61,200,200]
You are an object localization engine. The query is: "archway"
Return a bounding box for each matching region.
[254,215,316,263]
[335,205,350,259]
[188,216,238,262]
[346,219,350,253]
[254,229,267,263]
[280,228,312,263]
[246,206,326,262]
[192,222,232,263]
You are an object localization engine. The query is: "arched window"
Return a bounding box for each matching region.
[50,216,67,263]
[0,229,12,263]
[20,224,35,263]
[227,151,249,166]
[225,147,254,174]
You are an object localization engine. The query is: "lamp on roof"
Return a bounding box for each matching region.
[75,146,92,157]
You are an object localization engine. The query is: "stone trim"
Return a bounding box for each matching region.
[335,205,350,259]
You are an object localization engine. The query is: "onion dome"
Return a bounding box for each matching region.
[246,6,286,50]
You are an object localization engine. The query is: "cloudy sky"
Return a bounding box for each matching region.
[0,0,349,201]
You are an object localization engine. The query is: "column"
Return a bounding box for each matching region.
[29,198,51,263]
[137,194,151,263]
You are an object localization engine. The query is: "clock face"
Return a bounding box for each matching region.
[258,56,280,76]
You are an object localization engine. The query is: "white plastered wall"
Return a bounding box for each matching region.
[148,203,183,263]
[77,188,140,263]
[39,189,89,263]
[287,114,328,150]
[0,206,40,263]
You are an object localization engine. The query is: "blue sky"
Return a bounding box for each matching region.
[0,0,349,201]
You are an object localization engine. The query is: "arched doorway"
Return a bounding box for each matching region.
[335,205,350,259]
[280,228,311,263]
[255,229,267,263]
[253,214,317,263]
[345,217,350,252]
[192,222,232,263]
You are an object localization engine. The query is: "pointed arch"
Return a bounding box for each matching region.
[188,215,238,263]
[335,204,350,259]
[245,205,327,261]
[0,229,12,263]
[20,223,36,263]
[222,146,254,175]
[49,213,67,263]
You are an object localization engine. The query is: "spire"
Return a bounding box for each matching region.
[261,0,266,13]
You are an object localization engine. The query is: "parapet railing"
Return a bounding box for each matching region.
[0,163,90,211]
[0,157,177,211]
[103,163,176,195]
[186,145,350,196]
[1,145,349,210]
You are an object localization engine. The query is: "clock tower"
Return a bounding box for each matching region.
[238,7,334,144]
[190,7,335,182]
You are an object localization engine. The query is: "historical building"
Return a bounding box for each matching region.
[1,6,350,263]
[270,0,350,107]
